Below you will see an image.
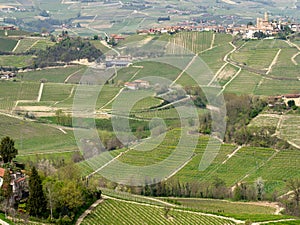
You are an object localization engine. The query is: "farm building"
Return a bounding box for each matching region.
[124,80,150,90]
[282,94,300,107]
[106,55,132,68]
[0,25,18,30]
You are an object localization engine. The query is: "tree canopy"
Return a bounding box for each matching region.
[27,166,47,218]
[0,136,18,163]
[32,37,103,68]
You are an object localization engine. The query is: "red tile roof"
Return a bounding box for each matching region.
[0,168,5,177]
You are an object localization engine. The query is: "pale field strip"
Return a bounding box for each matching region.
[222,145,243,165]
[286,40,300,65]
[12,39,20,52]
[266,49,282,75]
[64,68,84,83]
[221,0,237,4]
[212,41,243,93]
[25,39,39,52]
[171,53,199,86]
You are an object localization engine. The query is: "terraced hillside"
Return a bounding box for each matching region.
[81,197,239,225]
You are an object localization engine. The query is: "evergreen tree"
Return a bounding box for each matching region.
[2,169,12,216]
[0,136,18,163]
[27,167,47,218]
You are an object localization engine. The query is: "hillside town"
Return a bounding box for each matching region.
[137,12,300,39]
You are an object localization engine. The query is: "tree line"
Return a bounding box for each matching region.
[31,37,103,68]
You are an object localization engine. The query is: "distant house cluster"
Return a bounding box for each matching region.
[268,94,300,107]
[137,12,300,39]
[0,5,26,12]
[0,71,16,80]
[124,80,150,90]
[0,167,29,207]
[105,55,132,68]
[0,25,18,31]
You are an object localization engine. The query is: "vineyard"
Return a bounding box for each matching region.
[19,66,85,83]
[0,37,17,52]
[81,198,238,225]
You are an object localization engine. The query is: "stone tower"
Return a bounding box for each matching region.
[264,12,269,22]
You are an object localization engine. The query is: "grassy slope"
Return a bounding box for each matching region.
[0,114,77,153]
[0,38,17,52]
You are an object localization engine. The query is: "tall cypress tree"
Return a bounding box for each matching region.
[27,167,47,218]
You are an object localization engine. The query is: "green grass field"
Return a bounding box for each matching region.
[0,81,40,111]
[254,79,300,96]
[0,55,33,67]
[280,116,300,147]
[40,83,74,102]
[0,114,77,154]
[13,38,37,53]
[231,40,281,71]
[0,38,17,51]
[19,66,86,83]
[249,115,279,128]
[166,198,274,215]
[225,70,262,95]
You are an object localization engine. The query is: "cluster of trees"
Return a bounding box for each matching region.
[55,109,72,127]
[99,176,270,202]
[281,178,300,216]
[24,163,101,224]
[0,137,100,224]
[184,86,207,108]
[32,37,103,68]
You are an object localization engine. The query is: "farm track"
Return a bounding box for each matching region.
[64,68,84,83]
[213,41,242,93]
[12,40,20,52]
[75,199,104,225]
[37,82,44,102]
[25,40,39,52]
[286,40,300,65]
[172,53,199,86]
[222,145,242,165]
[266,49,282,75]
[100,87,125,110]
[86,149,130,178]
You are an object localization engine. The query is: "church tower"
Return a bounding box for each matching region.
[264,12,269,22]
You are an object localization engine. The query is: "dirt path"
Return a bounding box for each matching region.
[210,33,216,49]
[87,149,130,178]
[26,40,39,52]
[100,87,125,110]
[12,40,20,52]
[291,52,300,65]
[171,53,199,86]
[18,149,78,156]
[100,40,120,56]
[266,49,281,75]
[286,40,300,65]
[222,145,242,164]
[0,219,10,225]
[163,155,194,181]
[75,198,104,225]
[64,68,83,83]
[209,41,240,88]
[37,82,44,102]
[252,219,296,225]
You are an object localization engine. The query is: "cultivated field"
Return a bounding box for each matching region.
[81,198,237,225]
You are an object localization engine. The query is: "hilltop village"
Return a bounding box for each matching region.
[137,12,300,39]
